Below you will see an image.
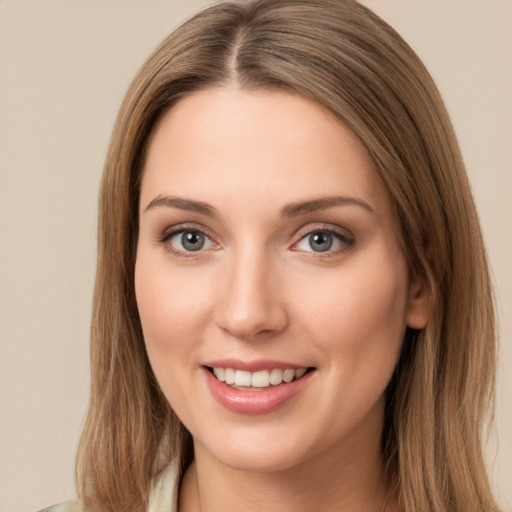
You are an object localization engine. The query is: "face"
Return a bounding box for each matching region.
[135,88,428,473]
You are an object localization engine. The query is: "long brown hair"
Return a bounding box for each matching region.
[76,1,499,511]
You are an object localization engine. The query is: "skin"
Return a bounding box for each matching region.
[135,88,429,512]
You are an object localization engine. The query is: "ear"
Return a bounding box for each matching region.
[406,275,430,329]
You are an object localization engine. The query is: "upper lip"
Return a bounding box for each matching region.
[203,359,312,372]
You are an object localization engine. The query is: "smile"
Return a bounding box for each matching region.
[202,359,316,414]
[211,367,308,389]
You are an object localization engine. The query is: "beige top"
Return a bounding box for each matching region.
[38,461,179,512]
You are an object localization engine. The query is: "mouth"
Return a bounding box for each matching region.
[206,366,314,391]
[202,359,316,414]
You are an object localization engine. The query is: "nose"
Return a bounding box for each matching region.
[214,249,288,341]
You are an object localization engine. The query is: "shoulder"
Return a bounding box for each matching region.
[37,500,81,512]
[147,460,180,512]
[36,461,178,512]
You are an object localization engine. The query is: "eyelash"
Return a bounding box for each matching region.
[156,223,355,258]
[292,224,355,257]
[156,223,217,258]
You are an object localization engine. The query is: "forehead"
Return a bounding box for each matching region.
[141,88,391,217]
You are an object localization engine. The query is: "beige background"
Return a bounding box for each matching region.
[0,1,510,511]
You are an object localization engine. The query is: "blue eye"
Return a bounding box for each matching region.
[295,230,348,253]
[169,230,214,252]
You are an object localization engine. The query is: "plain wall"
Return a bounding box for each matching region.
[0,1,510,511]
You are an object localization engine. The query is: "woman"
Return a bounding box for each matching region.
[40,0,500,511]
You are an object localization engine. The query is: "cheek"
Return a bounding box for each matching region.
[134,254,210,352]
[298,256,409,366]
[294,258,409,435]
[134,254,216,426]
[134,252,210,415]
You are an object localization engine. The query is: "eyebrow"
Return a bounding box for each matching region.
[280,195,374,217]
[143,194,374,217]
[144,195,216,216]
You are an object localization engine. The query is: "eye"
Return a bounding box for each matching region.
[294,229,353,254]
[165,229,215,253]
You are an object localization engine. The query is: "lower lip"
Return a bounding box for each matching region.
[203,367,314,415]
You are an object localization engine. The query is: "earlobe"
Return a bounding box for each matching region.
[406,276,430,329]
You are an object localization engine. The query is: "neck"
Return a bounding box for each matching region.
[179,410,397,512]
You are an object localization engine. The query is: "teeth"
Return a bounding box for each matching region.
[211,367,309,388]
[234,370,252,387]
[213,367,225,382]
[295,368,307,379]
[225,368,235,385]
[251,370,270,388]
[269,368,283,385]
[282,369,295,383]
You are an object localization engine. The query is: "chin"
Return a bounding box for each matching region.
[192,421,329,474]
[204,445,309,474]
